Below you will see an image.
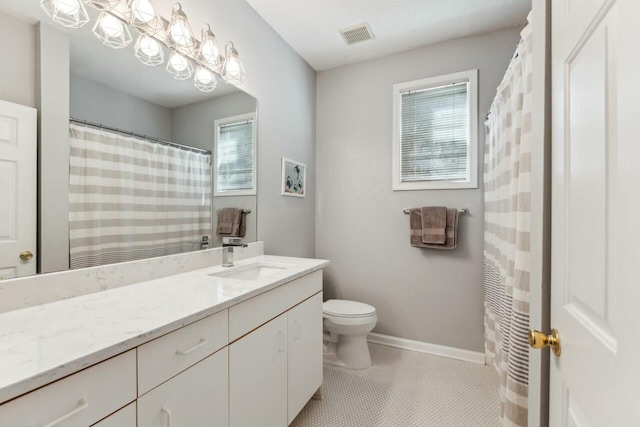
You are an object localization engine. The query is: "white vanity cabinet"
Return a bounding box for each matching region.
[138,348,229,427]
[230,313,288,427]
[0,350,136,427]
[229,270,323,427]
[287,292,323,424]
[0,265,326,427]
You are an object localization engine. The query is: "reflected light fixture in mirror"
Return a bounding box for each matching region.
[127,0,164,36]
[93,12,133,49]
[40,0,90,28]
[166,52,194,80]
[84,0,120,11]
[134,34,165,66]
[222,42,247,84]
[166,3,197,55]
[194,66,217,92]
[196,24,224,75]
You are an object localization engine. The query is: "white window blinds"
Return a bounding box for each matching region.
[216,119,254,192]
[400,81,469,183]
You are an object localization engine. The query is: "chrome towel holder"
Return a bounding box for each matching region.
[403,208,469,215]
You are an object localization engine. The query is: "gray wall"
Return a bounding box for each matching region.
[0,11,35,108]
[171,91,258,246]
[315,27,521,352]
[70,75,172,141]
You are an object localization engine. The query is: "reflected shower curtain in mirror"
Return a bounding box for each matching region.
[69,124,212,269]
[483,15,532,427]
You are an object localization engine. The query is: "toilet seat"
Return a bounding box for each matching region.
[323,299,376,318]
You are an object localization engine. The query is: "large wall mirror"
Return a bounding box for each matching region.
[0,2,258,278]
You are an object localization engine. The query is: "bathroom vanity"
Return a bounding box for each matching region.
[0,254,328,427]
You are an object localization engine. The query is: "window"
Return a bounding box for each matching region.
[392,69,478,190]
[214,113,256,196]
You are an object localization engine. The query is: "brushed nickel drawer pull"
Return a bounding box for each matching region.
[43,399,89,427]
[176,338,208,355]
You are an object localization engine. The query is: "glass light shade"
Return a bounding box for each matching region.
[134,35,164,66]
[83,0,120,11]
[92,12,133,49]
[194,66,217,92]
[166,52,194,80]
[166,3,197,55]
[222,42,246,84]
[40,0,90,28]
[127,0,164,36]
[196,24,224,74]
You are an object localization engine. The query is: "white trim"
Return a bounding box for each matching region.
[392,69,479,191]
[367,332,485,364]
[213,112,257,197]
[281,157,307,198]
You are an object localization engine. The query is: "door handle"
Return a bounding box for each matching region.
[19,251,33,261]
[529,328,561,356]
[43,399,89,427]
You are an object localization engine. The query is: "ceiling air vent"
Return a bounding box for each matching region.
[339,23,374,45]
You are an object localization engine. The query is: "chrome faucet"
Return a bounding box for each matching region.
[222,242,248,267]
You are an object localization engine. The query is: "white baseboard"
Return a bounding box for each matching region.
[367,332,486,365]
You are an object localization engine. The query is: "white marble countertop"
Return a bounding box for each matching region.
[0,255,328,404]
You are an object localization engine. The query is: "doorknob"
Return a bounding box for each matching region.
[529,328,561,356]
[19,251,33,261]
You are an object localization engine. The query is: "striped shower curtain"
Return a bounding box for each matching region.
[483,15,533,427]
[69,124,212,269]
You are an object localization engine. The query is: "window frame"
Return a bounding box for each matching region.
[213,112,257,197]
[392,69,478,191]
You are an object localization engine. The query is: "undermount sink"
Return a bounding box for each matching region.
[209,262,287,281]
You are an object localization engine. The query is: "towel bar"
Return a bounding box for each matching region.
[216,209,252,214]
[403,208,469,215]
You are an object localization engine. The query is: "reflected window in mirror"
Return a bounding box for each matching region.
[214,113,256,196]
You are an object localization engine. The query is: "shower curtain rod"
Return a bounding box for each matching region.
[69,117,212,155]
[485,18,530,120]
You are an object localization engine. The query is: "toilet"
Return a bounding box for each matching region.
[322,299,377,369]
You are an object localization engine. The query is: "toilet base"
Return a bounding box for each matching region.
[323,335,372,370]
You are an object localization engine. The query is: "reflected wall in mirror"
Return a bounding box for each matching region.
[0,3,258,278]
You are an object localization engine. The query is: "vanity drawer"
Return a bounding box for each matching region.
[0,350,136,427]
[137,309,228,395]
[229,270,322,342]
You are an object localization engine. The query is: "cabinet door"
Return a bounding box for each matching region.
[138,348,228,427]
[92,402,136,427]
[287,292,323,424]
[229,313,287,427]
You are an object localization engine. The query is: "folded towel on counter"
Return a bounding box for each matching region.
[421,206,447,244]
[410,207,459,250]
[216,208,247,237]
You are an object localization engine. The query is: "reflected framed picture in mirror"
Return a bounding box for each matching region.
[281,158,306,198]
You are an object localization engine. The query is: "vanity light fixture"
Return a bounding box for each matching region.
[194,66,217,92]
[127,0,164,36]
[134,34,164,66]
[166,3,198,55]
[196,24,224,75]
[166,52,194,80]
[84,0,120,11]
[42,0,249,91]
[93,11,133,49]
[40,0,90,28]
[221,42,246,85]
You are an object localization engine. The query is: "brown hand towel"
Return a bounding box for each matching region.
[217,208,237,235]
[410,208,459,250]
[421,206,447,244]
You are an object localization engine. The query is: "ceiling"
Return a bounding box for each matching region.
[245,0,531,71]
[0,0,241,108]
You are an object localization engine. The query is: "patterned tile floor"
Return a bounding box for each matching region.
[291,343,501,427]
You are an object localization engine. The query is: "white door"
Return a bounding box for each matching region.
[229,313,287,427]
[138,349,229,427]
[550,0,640,425]
[287,292,323,424]
[0,100,37,279]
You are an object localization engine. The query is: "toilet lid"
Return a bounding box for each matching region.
[323,299,376,318]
